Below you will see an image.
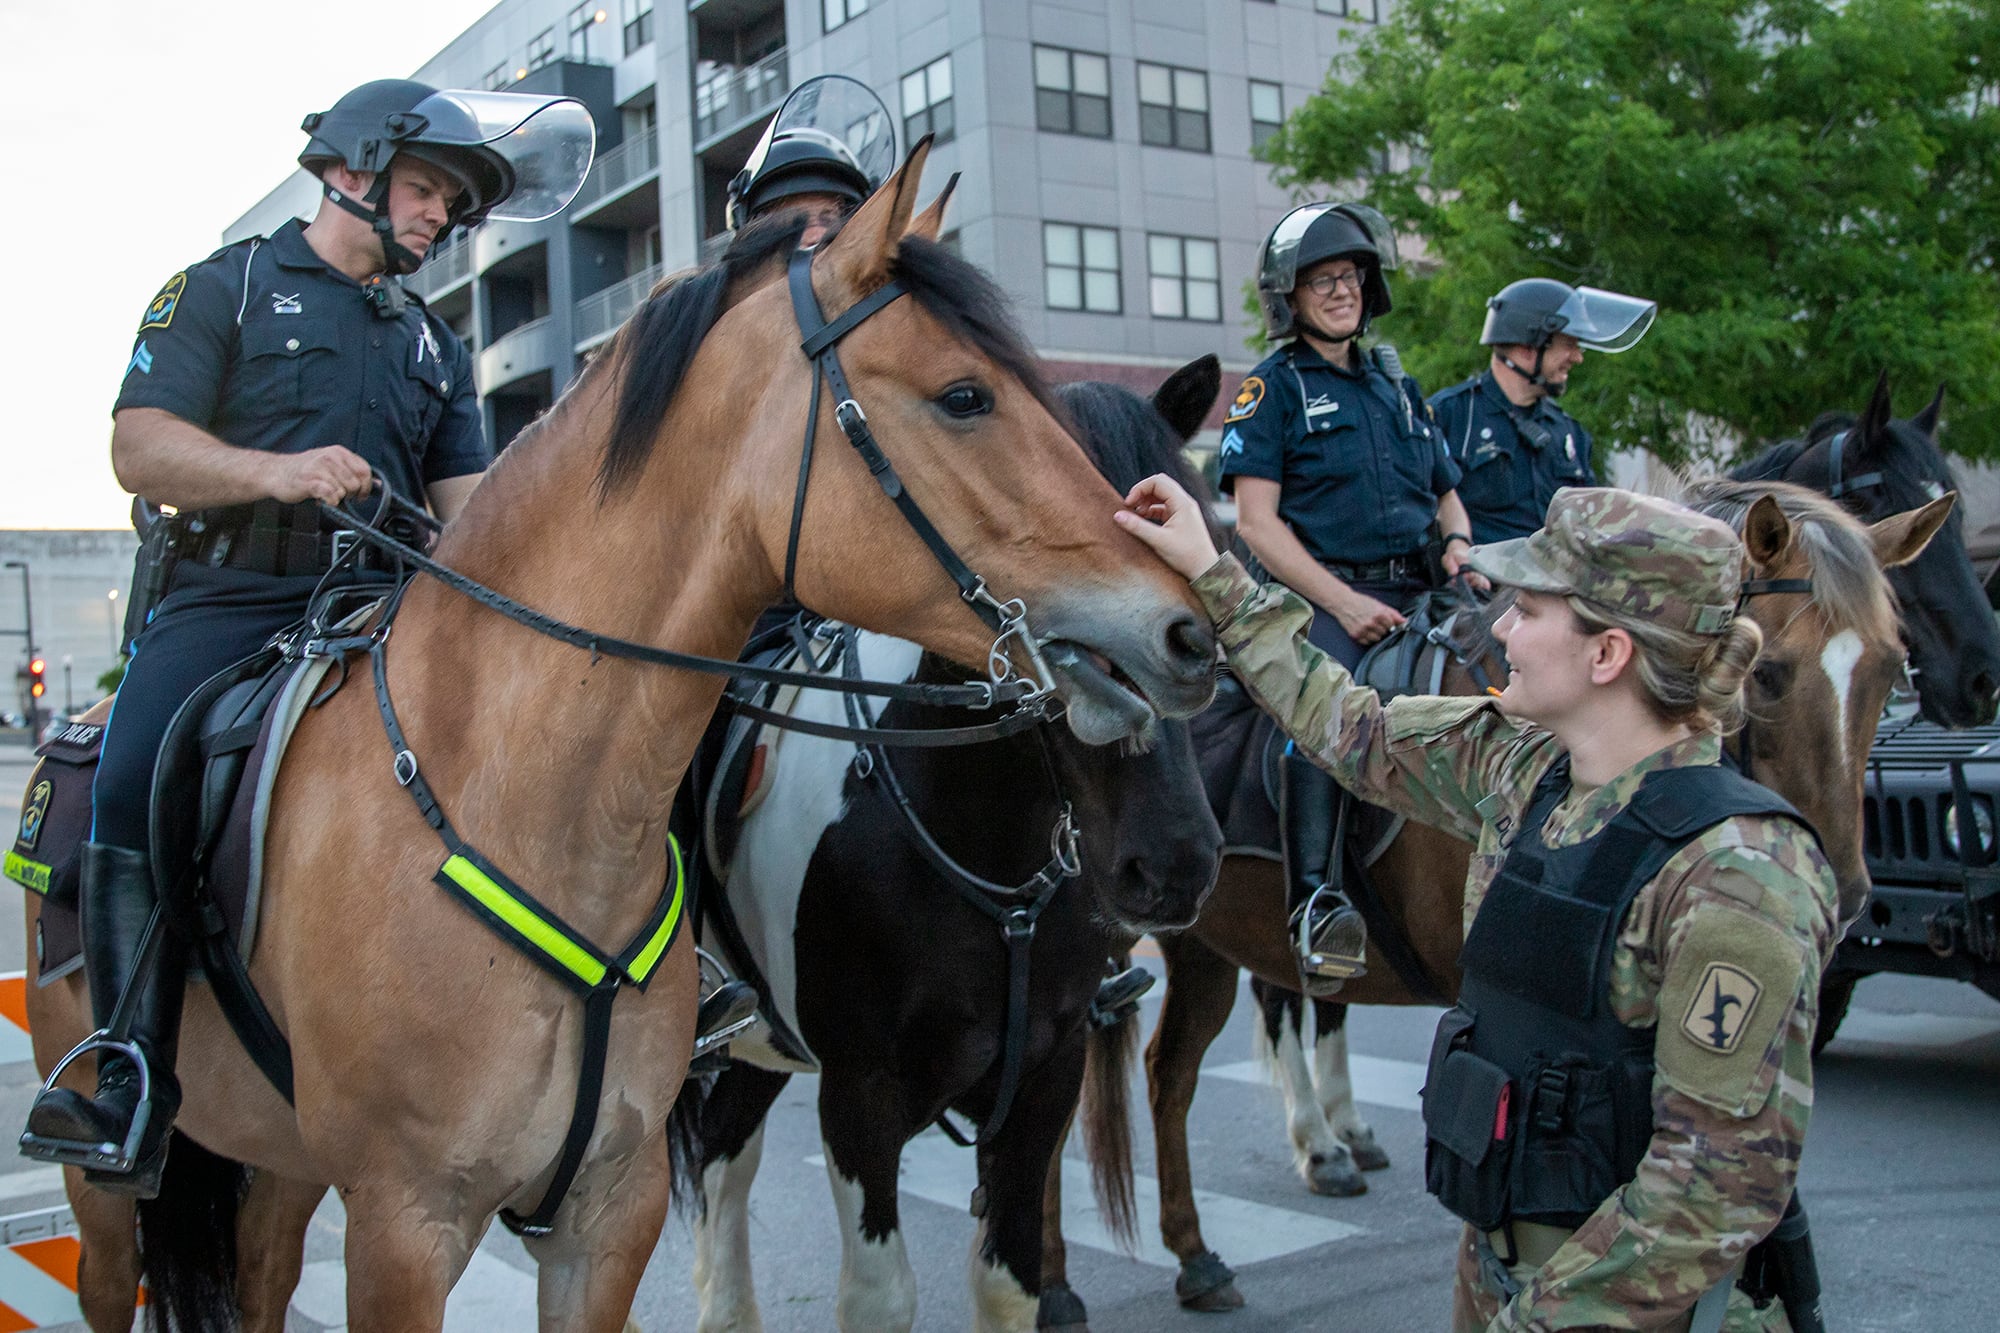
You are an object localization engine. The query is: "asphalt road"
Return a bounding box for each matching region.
[0,743,1994,1331]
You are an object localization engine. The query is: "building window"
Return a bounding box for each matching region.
[622,0,654,55]
[1034,46,1111,138]
[824,0,867,32]
[567,3,599,58]
[1317,0,1381,20]
[1137,63,1210,152]
[483,63,510,91]
[528,28,557,71]
[1147,234,1221,321]
[1249,80,1284,152]
[1044,223,1121,313]
[902,56,954,146]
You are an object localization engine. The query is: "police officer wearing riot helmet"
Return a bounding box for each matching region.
[1117,477,1835,1333]
[18,79,555,1195]
[726,75,896,245]
[1433,277,1657,544]
[1219,201,1480,996]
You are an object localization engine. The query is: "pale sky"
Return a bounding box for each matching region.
[0,0,503,529]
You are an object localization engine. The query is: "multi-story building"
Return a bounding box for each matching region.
[229,0,1390,450]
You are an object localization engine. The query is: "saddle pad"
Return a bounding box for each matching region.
[8,716,112,984]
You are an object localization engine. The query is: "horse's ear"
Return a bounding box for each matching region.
[1868,492,1955,570]
[1911,383,1947,438]
[1855,369,1895,448]
[1742,494,1793,569]
[904,172,959,243]
[1153,355,1223,442]
[819,135,933,297]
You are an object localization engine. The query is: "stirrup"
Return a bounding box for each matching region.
[18,1032,155,1174]
[1089,965,1155,1028]
[691,949,760,1060]
[1294,887,1368,991]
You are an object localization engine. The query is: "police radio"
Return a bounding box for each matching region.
[361,273,408,319]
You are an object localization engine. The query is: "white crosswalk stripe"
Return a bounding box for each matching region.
[1203,1051,1428,1111]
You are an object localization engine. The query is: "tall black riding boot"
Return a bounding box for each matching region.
[20,843,186,1198]
[1280,747,1367,997]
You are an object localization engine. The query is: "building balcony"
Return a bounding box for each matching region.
[574,262,666,351]
[408,236,473,302]
[694,47,788,149]
[477,316,561,394]
[690,0,785,28]
[569,132,662,228]
[475,217,556,279]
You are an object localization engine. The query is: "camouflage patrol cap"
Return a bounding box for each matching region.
[1465,488,1742,635]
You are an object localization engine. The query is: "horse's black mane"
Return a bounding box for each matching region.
[1729,412,1855,483]
[596,213,1054,496]
[1056,377,1224,546]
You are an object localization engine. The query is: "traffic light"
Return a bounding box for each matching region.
[27,657,45,700]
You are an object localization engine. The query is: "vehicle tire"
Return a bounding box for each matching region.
[1813,968,1862,1054]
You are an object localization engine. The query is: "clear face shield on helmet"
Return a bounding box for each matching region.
[1549,286,1657,353]
[729,75,896,227]
[409,89,597,221]
[1256,202,1399,341]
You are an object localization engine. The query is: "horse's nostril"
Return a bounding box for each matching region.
[1166,614,1213,666]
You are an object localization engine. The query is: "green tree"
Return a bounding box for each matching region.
[1265,0,2000,462]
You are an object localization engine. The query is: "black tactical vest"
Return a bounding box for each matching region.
[1423,757,1809,1231]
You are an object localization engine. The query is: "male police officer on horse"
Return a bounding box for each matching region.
[1219,202,1480,997]
[727,74,897,245]
[1432,279,1657,544]
[20,80,594,1196]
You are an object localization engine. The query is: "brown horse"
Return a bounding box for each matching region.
[1044,478,1950,1316]
[23,142,1218,1332]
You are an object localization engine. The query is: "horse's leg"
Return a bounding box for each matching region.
[1146,931,1245,1313]
[338,1185,485,1331]
[1037,1114,1088,1333]
[819,1072,918,1333]
[692,1064,793,1333]
[521,1118,678,1333]
[1311,998,1389,1171]
[969,1037,1087,1333]
[1251,978,1364,1198]
[235,1171,328,1333]
[66,1170,141,1333]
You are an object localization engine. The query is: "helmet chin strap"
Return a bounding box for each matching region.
[323,173,424,277]
[1497,345,1566,398]
[1297,307,1368,355]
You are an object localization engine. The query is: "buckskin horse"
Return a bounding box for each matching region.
[1245,372,2000,1225]
[1046,477,1951,1316]
[670,359,1227,1333]
[18,142,1217,1332]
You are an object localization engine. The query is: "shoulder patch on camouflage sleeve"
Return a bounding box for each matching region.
[1655,903,1809,1116]
[140,273,186,332]
[1225,376,1265,423]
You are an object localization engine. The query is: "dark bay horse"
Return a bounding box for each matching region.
[21,143,1219,1332]
[677,359,1228,1333]
[1059,479,1950,1315]
[1250,372,2000,1216]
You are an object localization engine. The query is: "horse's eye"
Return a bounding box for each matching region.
[937,383,992,419]
[1751,659,1794,696]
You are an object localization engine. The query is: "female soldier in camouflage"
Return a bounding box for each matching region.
[1114,476,1835,1332]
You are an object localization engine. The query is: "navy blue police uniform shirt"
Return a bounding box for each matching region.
[114,218,487,506]
[1216,341,1460,567]
[1429,368,1595,545]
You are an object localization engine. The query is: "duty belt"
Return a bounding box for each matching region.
[186,500,398,578]
[1324,550,1429,584]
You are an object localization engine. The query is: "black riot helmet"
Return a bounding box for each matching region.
[727,76,896,230]
[1256,202,1398,341]
[300,80,597,275]
[1480,278,1656,396]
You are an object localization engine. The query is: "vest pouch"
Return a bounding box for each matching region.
[1423,1013,1517,1231]
[1510,1056,1623,1228]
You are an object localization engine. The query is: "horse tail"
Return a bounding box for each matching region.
[665,1068,713,1219]
[1078,999,1139,1251]
[136,1137,252,1333]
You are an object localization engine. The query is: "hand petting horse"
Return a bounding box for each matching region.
[19,141,1217,1333]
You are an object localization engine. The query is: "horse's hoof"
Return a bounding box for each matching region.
[1038,1280,1090,1331]
[1347,1135,1391,1172]
[1306,1151,1367,1197]
[1175,1250,1244,1312]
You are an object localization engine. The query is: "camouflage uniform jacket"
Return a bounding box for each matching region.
[1192,553,1840,1332]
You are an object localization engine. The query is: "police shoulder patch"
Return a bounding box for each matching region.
[1225,375,1265,423]
[141,273,186,332]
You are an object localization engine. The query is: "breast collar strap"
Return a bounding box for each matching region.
[784,247,1057,707]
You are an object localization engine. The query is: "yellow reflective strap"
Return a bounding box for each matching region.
[3,850,51,895]
[626,835,686,984]
[440,853,608,988]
